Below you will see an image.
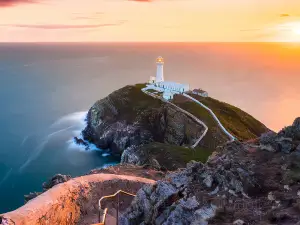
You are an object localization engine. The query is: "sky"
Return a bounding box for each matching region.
[1,0,300,42]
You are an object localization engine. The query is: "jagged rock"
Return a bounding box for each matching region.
[194,204,217,221]
[42,174,71,191]
[284,185,290,191]
[162,204,196,225]
[260,144,276,152]
[73,137,88,147]
[260,131,277,145]
[166,170,191,188]
[203,175,213,188]
[233,219,245,225]
[278,138,293,154]
[293,117,300,129]
[23,174,72,203]
[209,186,219,196]
[179,196,199,210]
[150,181,178,204]
[24,192,42,203]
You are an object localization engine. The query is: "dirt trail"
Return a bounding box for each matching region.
[0,174,155,225]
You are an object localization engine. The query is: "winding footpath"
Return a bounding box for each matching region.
[142,87,236,148]
[182,93,236,142]
[142,88,208,148]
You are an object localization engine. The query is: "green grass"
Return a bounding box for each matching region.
[134,83,147,89]
[172,96,229,148]
[172,94,268,142]
[114,84,163,113]
[189,94,269,140]
[139,142,213,170]
[146,89,159,93]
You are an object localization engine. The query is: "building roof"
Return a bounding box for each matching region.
[193,88,207,93]
[163,91,173,96]
[157,81,189,89]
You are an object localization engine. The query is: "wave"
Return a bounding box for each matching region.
[66,137,100,152]
[50,111,88,129]
[19,125,75,172]
[19,110,108,172]
[0,168,13,187]
[20,135,30,147]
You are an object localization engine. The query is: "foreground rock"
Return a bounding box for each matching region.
[24,174,72,203]
[0,174,154,225]
[120,118,300,225]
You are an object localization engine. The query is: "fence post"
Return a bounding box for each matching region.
[116,194,119,225]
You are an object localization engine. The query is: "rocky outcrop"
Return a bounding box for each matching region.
[24,174,72,203]
[259,117,300,154]
[42,174,72,191]
[120,118,300,225]
[0,174,155,225]
[82,85,204,159]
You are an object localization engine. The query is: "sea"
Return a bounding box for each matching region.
[0,42,300,213]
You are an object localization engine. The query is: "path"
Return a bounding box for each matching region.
[182,93,236,142]
[142,88,208,148]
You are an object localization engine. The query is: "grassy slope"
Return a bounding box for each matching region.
[108,83,163,122]
[134,84,268,141]
[139,142,213,170]
[186,93,269,141]
[172,95,229,149]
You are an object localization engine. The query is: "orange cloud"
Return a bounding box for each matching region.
[128,0,153,2]
[0,0,37,7]
[280,13,290,17]
[1,22,125,29]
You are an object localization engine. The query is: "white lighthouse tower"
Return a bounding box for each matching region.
[156,56,164,83]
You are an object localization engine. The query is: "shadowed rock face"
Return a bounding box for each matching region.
[82,85,204,159]
[120,118,300,225]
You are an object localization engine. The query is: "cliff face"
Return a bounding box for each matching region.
[82,84,204,157]
[120,118,300,225]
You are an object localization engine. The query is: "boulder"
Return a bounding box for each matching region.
[293,117,300,130]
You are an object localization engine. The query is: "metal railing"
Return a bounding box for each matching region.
[97,190,136,225]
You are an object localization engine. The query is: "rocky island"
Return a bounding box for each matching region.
[80,84,268,170]
[2,84,299,225]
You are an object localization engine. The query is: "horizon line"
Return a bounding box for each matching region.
[0,41,298,44]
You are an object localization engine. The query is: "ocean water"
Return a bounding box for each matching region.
[0,42,300,213]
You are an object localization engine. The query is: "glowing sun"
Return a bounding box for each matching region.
[273,21,300,42]
[292,26,300,35]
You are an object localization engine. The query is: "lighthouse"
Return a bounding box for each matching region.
[156,56,164,83]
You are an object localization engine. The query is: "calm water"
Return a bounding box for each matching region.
[0,42,300,213]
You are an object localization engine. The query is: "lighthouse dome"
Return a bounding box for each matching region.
[156,56,164,63]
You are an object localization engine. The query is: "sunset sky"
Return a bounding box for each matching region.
[1,0,300,42]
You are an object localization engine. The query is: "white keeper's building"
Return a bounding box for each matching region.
[148,56,190,100]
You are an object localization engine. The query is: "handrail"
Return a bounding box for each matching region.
[91,208,107,225]
[97,190,136,224]
[102,208,108,224]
